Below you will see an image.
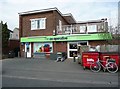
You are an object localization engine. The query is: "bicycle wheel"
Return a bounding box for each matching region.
[90,62,101,72]
[106,62,118,73]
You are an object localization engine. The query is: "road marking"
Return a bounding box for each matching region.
[2,75,118,86]
[2,67,118,77]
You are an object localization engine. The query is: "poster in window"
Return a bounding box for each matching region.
[33,43,53,53]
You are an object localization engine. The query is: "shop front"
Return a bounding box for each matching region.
[20,33,112,58]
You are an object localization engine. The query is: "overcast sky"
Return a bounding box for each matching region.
[0,0,119,30]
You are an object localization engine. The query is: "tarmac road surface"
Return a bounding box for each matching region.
[2,58,119,87]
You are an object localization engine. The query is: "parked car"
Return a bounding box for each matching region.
[8,51,15,58]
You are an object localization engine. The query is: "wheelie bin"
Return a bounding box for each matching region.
[100,52,120,67]
[82,52,100,69]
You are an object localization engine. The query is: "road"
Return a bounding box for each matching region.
[2,58,119,87]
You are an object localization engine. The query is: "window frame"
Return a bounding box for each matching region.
[30,18,46,30]
[87,24,97,33]
[79,25,87,33]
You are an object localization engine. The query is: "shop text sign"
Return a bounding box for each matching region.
[47,36,67,41]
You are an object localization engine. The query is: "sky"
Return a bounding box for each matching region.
[0,0,119,30]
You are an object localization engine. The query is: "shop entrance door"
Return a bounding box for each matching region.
[67,41,88,58]
[67,42,78,59]
[25,43,31,58]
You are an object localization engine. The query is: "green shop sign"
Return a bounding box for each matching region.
[47,36,67,41]
[20,33,112,42]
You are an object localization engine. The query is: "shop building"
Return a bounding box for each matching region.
[19,7,112,58]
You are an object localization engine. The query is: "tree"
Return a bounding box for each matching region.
[2,21,10,54]
[107,24,120,45]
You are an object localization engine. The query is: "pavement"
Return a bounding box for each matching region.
[1,57,119,87]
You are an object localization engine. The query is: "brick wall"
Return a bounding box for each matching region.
[3,39,20,55]
[19,10,69,38]
[19,10,70,57]
[54,10,69,26]
[53,42,67,53]
[20,44,25,57]
[89,40,109,46]
[19,11,54,37]
[108,39,120,45]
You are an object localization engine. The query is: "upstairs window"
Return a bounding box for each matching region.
[31,18,46,30]
[80,25,87,33]
[87,25,97,33]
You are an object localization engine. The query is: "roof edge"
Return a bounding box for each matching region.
[77,18,107,24]
[63,13,76,23]
[18,7,76,23]
[18,7,59,15]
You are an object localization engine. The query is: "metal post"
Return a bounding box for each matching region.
[18,52,20,58]
[26,52,27,58]
[73,52,76,62]
[73,56,76,62]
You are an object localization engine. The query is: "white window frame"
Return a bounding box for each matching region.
[67,41,88,58]
[30,18,46,30]
[87,24,97,33]
[80,25,86,33]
